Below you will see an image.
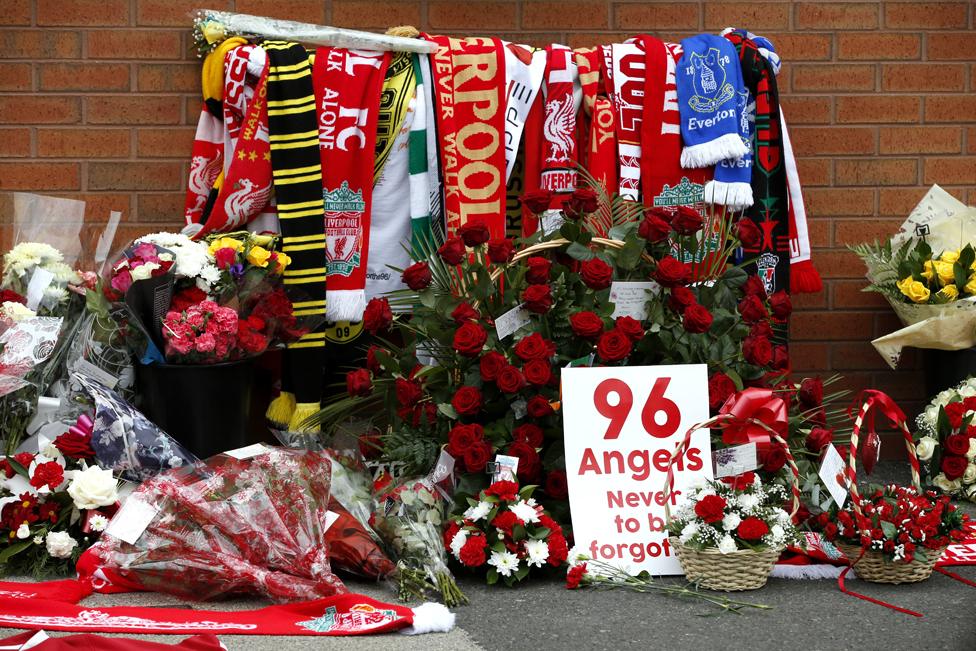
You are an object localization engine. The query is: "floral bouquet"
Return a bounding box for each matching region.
[1,242,81,318]
[103,241,176,303]
[443,480,567,587]
[914,376,976,501]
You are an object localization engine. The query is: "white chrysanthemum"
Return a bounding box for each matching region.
[3,242,63,280]
[679,521,700,544]
[510,500,540,524]
[1,301,35,322]
[135,232,218,289]
[567,545,589,567]
[449,529,468,558]
[717,534,737,554]
[769,524,786,544]
[737,493,760,512]
[463,501,492,522]
[45,531,77,558]
[89,513,109,532]
[42,284,69,305]
[46,261,80,284]
[721,512,742,531]
[524,539,549,567]
[487,550,519,577]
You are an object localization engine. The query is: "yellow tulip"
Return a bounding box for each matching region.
[897,277,931,304]
[940,250,960,264]
[922,260,935,282]
[932,260,955,285]
[207,237,243,256]
[935,284,959,302]
[246,245,272,268]
[965,274,976,296]
[249,233,276,247]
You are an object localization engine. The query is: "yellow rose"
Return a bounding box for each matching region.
[201,20,227,45]
[207,237,243,256]
[935,284,959,302]
[940,250,960,264]
[921,260,935,281]
[932,260,955,285]
[249,234,276,247]
[965,274,976,296]
[273,251,292,273]
[897,276,931,303]
[246,246,272,268]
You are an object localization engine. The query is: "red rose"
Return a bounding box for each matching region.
[654,256,691,288]
[447,423,483,456]
[514,423,544,448]
[479,351,508,381]
[749,320,773,340]
[458,534,488,567]
[736,218,762,249]
[769,290,792,321]
[580,257,613,290]
[571,186,599,213]
[525,256,552,284]
[614,316,644,341]
[401,261,433,290]
[496,365,526,394]
[570,311,604,339]
[694,494,727,523]
[213,247,237,270]
[738,295,768,323]
[486,480,519,502]
[760,445,787,473]
[363,297,393,334]
[942,455,968,481]
[452,386,483,416]
[438,236,466,265]
[521,189,553,214]
[523,359,552,386]
[514,333,556,361]
[743,335,773,366]
[682,304,713,333]
[596,329,633,362]
[345,368,372,397]
[453,321,488,357]
[395,378,423,407]
[737,517,769,541]
[507,441,541,482]
[487,237,515,263]
[638,210,672,243]
[671,206,704,235]
[54,431,95,460]
[708,373,736,410]
[545,470,569,500]
[459,220,491,247]
[464,441,493,473]
[451,301,480,324]
[798,377,823,408]
[527,395,554,418]
[566,562,588,589]
[806,427,834,453]
[946,434,970,456]
[522,284,553,313]
[29,461,64,491]
[742,275,768,299]
[366,345,386,373]
[668,286,697,314]
[771,345,789,371]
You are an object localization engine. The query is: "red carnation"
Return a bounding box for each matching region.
[492,510,521,534]
[737,517,769,541]
[668,286,697,314]
[806,427,834,453]
[486,480,519,502]
[363,297,393,334]
[544,470,568,500]
[694,494,727,523]
[654,256,691,288]
[345,368,372,397]
[0,289,26,306]
[614,316,644,341]
[453,321,488,357]
[395,378,423,407]
[638,210,672,243]
[596,329,632,362]
[522,284,553,313]
[401,261,432,290]
[526,395,554,418]
[451,386,483,416]
[708,373,736,410]
[438,237,466,265]
[738,295,768,323]
[514,333,556,361]
[580,258,613,290]
[459,534,488,567]
[942,454,968,481]
[736,218,762,249]
[769,290,792,321]
[29,461,64,491]
[451,301,480,324]
[496,365,526,394]
[479,351,507,381]
[566,563,587,589]
[671,206,704,235]
[570,311,604,339]
[525,257,552,284]
[487,238,515,263]
[514,423,544,448]
[523,358,552,386]
[743,335,773,366]
[54,430,95,460]
[822,522,839,541]
[521,189,553,214]
[682,304,713,333]
[459,220,491,247]
[548,532,569,566]
[170,286,207,313]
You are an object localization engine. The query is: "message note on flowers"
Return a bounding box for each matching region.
[562,364,711,575]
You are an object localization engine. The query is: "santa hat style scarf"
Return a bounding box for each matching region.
[676,35,749,169]
[574,47,617,197]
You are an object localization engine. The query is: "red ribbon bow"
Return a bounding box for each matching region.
[717,388,789,453]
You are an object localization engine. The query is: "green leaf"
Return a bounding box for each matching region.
[0,540,32,564]
[419,290,438,309]
[559,222,581,242]
[726,367,743,391]
[565,242,595,262]
[486,567,499,585]
[937,406,951,439]
[954,261,968,292]
[437,403,459,420]
[608,222,637,241]
[880,521,896,540]
[6,456,29,479]
[959,244,975,270]
[615,235,644,271]
[514,565,530,581]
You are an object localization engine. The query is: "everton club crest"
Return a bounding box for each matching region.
[688,48,734,113]
[324,181,366,277]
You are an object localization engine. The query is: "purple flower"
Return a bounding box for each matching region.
[229,263,245,280]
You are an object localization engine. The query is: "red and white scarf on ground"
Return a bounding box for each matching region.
[312,47,388,322]
[502,42,546,184]
[427,35,507,237]
[574,47,617,195]
[539,43,580,208]
[606,41,645,202]
[0,630,226,650]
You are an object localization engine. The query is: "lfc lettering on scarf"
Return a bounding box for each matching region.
[319,49,382,152]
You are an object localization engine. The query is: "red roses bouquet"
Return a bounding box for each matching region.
[914,377,976,501]
[443,480,567,587]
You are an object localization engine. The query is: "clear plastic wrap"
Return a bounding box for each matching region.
[86,447,346,603]
[0,193,85,267]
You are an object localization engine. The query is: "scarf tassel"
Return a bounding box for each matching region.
[680,132,748,169]
[704,179,753,210]
[791,259,823,294]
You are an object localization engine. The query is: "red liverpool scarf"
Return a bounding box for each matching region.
[427,35,507,237]
[575,47,617,195]
[539,43,580,208]
[607,42,645,202]
[312,47,388,322]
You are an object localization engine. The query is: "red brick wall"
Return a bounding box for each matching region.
[1,1,975,415]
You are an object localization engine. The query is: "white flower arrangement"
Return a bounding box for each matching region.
[1,242,81,315]
[915,376,976,502]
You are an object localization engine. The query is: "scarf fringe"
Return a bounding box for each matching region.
[770,563,848,580]
[288,401,321,433]
[325,290,367,323]
[265,391,296,430]
[400,603,456,635]
[790,259,823,294]
[704,179,753,210]
[680,132,748,169]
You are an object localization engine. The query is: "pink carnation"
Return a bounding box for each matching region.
[194,332,216,353]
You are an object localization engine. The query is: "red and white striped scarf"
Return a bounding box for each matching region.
[575,47,617,195]
[607,42,645,202]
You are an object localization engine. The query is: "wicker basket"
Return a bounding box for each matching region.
[663,415,801,592]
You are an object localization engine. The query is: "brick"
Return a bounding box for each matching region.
[805,188,876,217]
[522,2,608,30]
[234,0,326,24]
[882,64,965,91]
[780,96,832,124]
[796,3,879,29]
[834,218,907,245]
[39,63,130,91]
[791,342,832,372]
[89,162,183,191]
[88,31,183,60]
[790,127,876,156]
[832,342,899,370]
[792,64,875,92]
[0,96,80,124]
[797,158,831,186]
[885,2,968,29]
[923,157,976,185]
[615,3,701,30]
[37,128,131,158]
[969,128,976,155]
[925,95,976,122]
[565,33,628,50]
[136,128,196,158]
[137,0,233,27]
[136,64,198,92]
[0,129,32,157]
[879,186,965,215]
[0,163,80,191]
[0,63,31,91]
[806,219,832,248]
[87,96,182,125]
[792,290,827,311]
[879,126,963,154]
[429,2,518,30]
[37,0,129,26]
[0,0,30,25]
[763,34,831,62]
[136,193,185,222]
[704,3,788,30]
[331,1,422,29]
[836,34,921,60]
[835,159,917,186]
[832,280,890,309]
[791,310,875,341]
[836,96,920,123]
[0,30,82,59]
[926,32,975,60]
[72,193,133,222]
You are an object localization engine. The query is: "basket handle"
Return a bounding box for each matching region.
[844,390,920,521]
[661,414,801,526]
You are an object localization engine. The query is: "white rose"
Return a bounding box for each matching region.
[45,531,77,559]
[67,466,118,510]
[932,473,962,494]
[968,439,976,461]
[964,464,976,485]
[130,262,160,281]
[915,436,938,462]
[960,385,976,398]
[966,484,976,502]
[717,534,738,555]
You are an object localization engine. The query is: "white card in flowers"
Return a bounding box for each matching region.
[562,364,712,575]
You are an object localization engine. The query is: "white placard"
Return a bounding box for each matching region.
[494,304,532,340]
[72,358,118,389]
[25,268,55,311]
[491,454,519,483]
[609,281,660,320]
[105,496,160,545]
[819,445,848,508]
[562,364,711,575]
[223,443,268,460]
[713,443,758,478]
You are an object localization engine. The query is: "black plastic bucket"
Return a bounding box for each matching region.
[924,348,976,398]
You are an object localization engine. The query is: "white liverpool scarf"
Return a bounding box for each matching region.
[502,41,547,183]
[609,41,645,202]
